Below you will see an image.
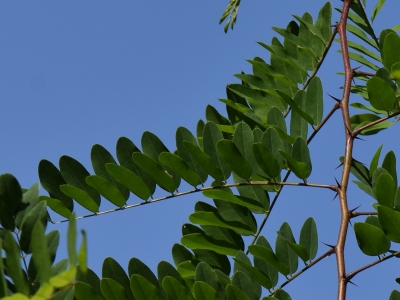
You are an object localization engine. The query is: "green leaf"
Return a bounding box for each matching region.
[201,224,244,252]
[39,196,71,219]
[0,239,8,298]
[59,155,100,206]
[216,140,253,180]
[203,190,265,212]
[203,122,231,180]
[60,185,99,213]
[233,122,257,176]
[234,174,270,212]
[116,137,156,195]
[374,173,396,208]
[128,258,161,293]
[248,245,289,276]
[38,160,73,211]
[233,257,272,290]
[305,76,323,126]
[371,0,387,22]
[189,211,254,236]
[261,127,284,170]
[91,144,129,200]
[383,32,400,71]
[162,276,193,300]
[231,271,258,300]
[0,174,22,230]
[276,222,298,275]
[75,282,103,300]
[193,282,219,300]
[366,77,396,111]
[20,201,47,253]
[254,236,278,288]
[31,222,51,283]
[338,51,379,70]
[130,274,163,300]
[279,137,312,179]
[3,231,29,295]
[172,244,194,267]
[195,262,225,299]
[299,217,318,261]
[181,233,239,256]
[157,261,187,290]
[315,2,332,43]
[370,145,383,177]
[101,278,128,300]
[378,206,400,242]
[395,187,400,212]
[78,230,88,274]
[274,289,292,300]
[176,127,208,184]
[290,90,308,140]
[102,257,133,300]
[252,143,280,179]
[86,175,126,207]
[390,290,400,300]
[206,104,231,126]
[383,151,397,185]
[347,24,378,50]
[346,40,382,62]
[276,90,314,126]
[106,164,151,200]
[183,141,224,183]
[76,267,102,298]
[132,152,177,193]
[353,181,374,198]
[67,213,77,265]
[159,152,201,187]
[354,222,390,256]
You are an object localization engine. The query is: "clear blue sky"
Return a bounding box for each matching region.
[1,1,399,299]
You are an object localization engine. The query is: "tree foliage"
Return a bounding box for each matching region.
[1,0,400,299]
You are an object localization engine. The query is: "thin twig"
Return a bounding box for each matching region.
[270,248,336,295]
[346,251,400,281]
[350,211,377,218]
[51,180,337,224]
[352,111,400,136]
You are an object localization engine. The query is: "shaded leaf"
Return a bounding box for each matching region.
[217,140,253,180]
[378,206,400,242]
[130,275,163,300]
[354,222,390,256]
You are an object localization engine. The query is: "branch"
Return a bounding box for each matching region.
[270,248,336,296]
[350,211,377,219]
[352,110,400,136]
[346,250,400,281]
[51,180,337,224]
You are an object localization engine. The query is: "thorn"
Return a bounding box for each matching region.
[334,176,341,189]
[354,135,365,141]
[348,280,358,287]
[332,192,339,201]
[349,205,362,213]
[322,242,335,249]
[335,162,343,170]
[327,93,341,103]
[349,219,353,227]
[352,66,362,72]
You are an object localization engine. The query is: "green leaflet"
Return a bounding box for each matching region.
[106,164,151,200]
[231,271,258,300]
[206,104,231,126]
[116,137,156,195]
[254,236,278,288]
[305,76,323,126]
[75,282,103,300]
[366,77,396,111]
[78,230,88,274]
[38,160,73,211]
[226,284,251,300]
[172,244,194,267]
[382,151,397,185]
[233,122,257,177]
[102,257,133,300]
[195,262,225,299]
[31,222,52,283]
[183,141,225,183]
[59,155,100,206]
[370,145,383,177]
[252,143,280,179]
[189,211,254,236]
[157,261,187,289]
[233,252,261,298]
[275,222,298,275]
[203,189,265,212]
[290,90,308,140]
[203,122,231,180]
[40,196,72,219]
[175,127,208,184]
[347,23,379,50]
[279,137,312,179]
[0,174,22,231]
[395,188,400,212]
[390,290,400,300]
[276,90,314,126]
[383,32,400,71]
[378,206,400,242]
[299,217,318,261]
[216,140,253,180]
[100,278,128,300]
[201,224,245,251]
[162,276,193,300]
[233,258,272,290]
[128,258,162,296]
[177,261,196,278]
[91,144,129,200]
[159,152,201,187]
[346,40,382,62]
[315,2,332,43]
[60,185,99,213]
[132,152,177,193]
[86,175,126,208]
[197,120,205,148]
[354,222,390,256]
[248,245,289,276]
[130,275,163,300]
[181,233,239,256]
[375,173,396,208]
[3,231,30,295]
[193,282,219,300]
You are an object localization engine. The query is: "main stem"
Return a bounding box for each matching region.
[337,1,354,299]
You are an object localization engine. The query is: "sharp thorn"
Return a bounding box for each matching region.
[321,242,335,249]
[348,280,358,287]
[350,205,362,213]
[327,93,341,103]
[335,162,344,170]
[334,176,341,189]
[332,192,339,201]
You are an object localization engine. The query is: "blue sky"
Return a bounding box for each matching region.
[1,1,399,299]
